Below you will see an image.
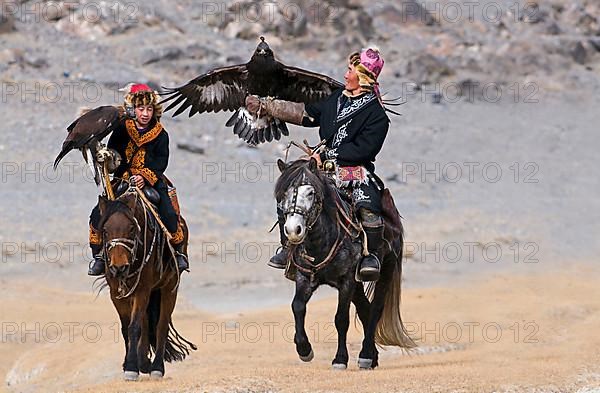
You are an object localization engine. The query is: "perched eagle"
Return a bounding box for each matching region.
[160,37,343,145]
[53,105,125,183]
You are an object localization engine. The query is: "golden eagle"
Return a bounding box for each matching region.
[53,105,125,184]
[160,37,343,145]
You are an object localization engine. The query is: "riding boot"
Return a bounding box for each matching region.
[88,223,105,276]
[359,225,384,282]
[268,208,289,269]
[88,243,106,276]
[173,242,189,273]
[170,223,189,273]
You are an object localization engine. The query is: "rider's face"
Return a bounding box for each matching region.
[135,105,154,126]
[344,65,360,92]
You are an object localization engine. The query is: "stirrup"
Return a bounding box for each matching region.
[88,257,105,276]
[356,254,380,282]
[175,251,189,273]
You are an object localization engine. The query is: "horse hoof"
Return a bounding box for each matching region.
[123,371,139,381]
[358,358,373,369]
[332,363,347,370]
[299,349,314,362]
[150,370,164,380]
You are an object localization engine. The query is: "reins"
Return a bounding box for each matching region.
[286,175,363,276]
[102,190,175,299]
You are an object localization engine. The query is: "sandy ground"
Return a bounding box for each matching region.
[2,262,599,393]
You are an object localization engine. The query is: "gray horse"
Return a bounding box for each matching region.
[275,158,415,369]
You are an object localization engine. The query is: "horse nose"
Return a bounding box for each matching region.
[109,264,130,277]
[284,224,303,236]
[284,218,306,244]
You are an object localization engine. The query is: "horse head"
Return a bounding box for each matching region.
[98,193,140,278]
[275,158,328,244]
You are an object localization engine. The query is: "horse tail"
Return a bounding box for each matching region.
[374,227,417,349]
[146,290,198,362]
[163,321,197,362]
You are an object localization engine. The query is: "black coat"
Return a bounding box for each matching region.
[304,88,390,173]
[102,118,179,233]
[107,118,169,186]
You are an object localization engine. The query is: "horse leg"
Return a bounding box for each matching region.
[352,282,371,329]
[358,258,394,369]
[138,314,151,374]
[150,289,177,379]
[352,282,377,366]
[292,275,314,362]
[332,282,354,370]
[119,315,130,371]
[109,294,132,372]
[123,291,151,381]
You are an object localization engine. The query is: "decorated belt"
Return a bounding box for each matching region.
[336,165,367,183]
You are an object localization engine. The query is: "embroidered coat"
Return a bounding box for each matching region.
[107,118,169,186]
[304,88,390,173]
[97,117,180,235]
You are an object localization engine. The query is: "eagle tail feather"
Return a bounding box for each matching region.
[279,120,289,137]
[265,123,273,142]
[226,109,240,127]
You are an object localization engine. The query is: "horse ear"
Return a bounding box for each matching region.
[277,159,287,173]
[121,193,137,210]
[98,195,108,215]
[308,157,318,172]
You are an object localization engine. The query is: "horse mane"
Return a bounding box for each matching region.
[97,197,136,228]
[274,160,337,217]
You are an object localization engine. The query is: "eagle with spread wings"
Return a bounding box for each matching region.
[160,37,343,145]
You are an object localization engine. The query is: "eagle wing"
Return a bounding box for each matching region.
[53,105,123,169]
[278,65,343,104]
[161,62,343,145]
[160,64,248,117]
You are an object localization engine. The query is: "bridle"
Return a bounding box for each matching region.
[102,192,162,299]
[103,210,141,267]
[282,174,323,231]
[282,173,363,276]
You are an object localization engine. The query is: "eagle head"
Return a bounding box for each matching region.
[255,36,273,57]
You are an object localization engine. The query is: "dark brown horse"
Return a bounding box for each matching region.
[275,158,415,369]
[97,190,196,380]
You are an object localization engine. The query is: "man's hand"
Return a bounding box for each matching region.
[310,152,322,167]
[130,175,145,189]
[245,95,261,114]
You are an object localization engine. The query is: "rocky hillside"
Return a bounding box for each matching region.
[1,0,599,101]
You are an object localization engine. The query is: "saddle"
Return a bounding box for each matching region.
[333,185,403,242]
[114,180,160,206]
[381,188,403,240]
[324,167,402,239]
[113,175,181,214]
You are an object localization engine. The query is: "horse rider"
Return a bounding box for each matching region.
[87,83,189,276]
[246,46,390,282]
